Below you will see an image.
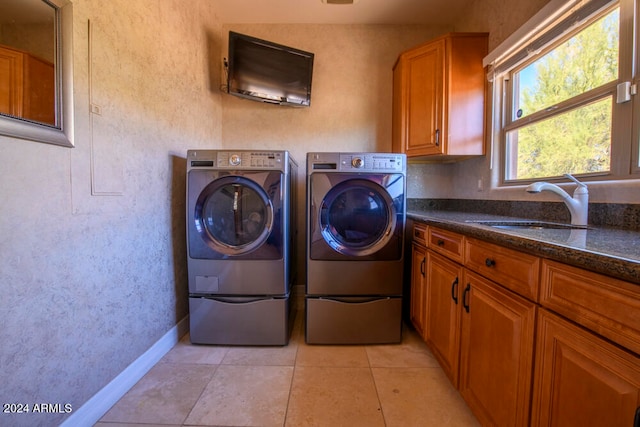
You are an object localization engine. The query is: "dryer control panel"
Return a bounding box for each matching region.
[187,150,289,171]
[308,152,405,173]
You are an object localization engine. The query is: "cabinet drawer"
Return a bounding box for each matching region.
[413,223,427,246]
[540,260,640,355]
[464,238,540,301]
[428,227,464,263]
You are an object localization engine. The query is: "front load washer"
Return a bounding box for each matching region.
[187,149,297,345]
[306,152,406,344]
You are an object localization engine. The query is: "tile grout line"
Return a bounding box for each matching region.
[366,345,389,426]
[180,362,221,426]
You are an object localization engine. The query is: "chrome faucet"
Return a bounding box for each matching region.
[526,174,589,226]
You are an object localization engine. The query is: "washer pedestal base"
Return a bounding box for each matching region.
[189,296,292,346]
[305,296,402,344]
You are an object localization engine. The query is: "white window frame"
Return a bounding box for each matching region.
[484,0,638,186]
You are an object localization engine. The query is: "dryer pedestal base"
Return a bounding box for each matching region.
[189,296,292,346]
[305,296,402,344]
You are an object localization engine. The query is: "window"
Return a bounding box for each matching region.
[488,0,637,184]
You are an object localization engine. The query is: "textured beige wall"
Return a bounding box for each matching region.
[0,1,222,425]
[457,0,551,51]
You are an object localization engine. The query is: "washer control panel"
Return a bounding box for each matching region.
[216,151,283,168]
[339,153,404,172]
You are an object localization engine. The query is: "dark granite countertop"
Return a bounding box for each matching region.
[408,209,640,285]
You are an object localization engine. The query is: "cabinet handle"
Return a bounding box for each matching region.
[435,129,440,146]
[462,283,471,313]
[420,257,425,276]
[451,277,459,304]
[485,258,496,267]
[414,230,421,238]
[437,239,445,246]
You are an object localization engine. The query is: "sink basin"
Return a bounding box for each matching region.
[466,220,588,230]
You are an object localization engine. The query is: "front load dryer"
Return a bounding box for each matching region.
[306,152,406,344]
[187,149,297,345]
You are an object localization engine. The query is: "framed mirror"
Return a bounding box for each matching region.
[0,0,73,147]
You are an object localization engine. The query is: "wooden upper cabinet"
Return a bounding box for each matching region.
[0,46,24,118]
[0,44,55,126]
[23,53,55,125]
[392,33,488,159]
[395,39,443,156]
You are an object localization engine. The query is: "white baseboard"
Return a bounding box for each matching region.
[60,315,189,427]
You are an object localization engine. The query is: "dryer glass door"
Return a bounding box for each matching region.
[196,176,274,255]
[319,179,396,256]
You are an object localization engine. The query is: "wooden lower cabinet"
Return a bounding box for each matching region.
[410,243,427,337]
[424,250,463,386]
[411,224,640,426]
[459,270,537,427]
[531,309,640,427]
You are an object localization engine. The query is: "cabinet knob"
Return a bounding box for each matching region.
[437,239,445,246]
[485,258,496,267]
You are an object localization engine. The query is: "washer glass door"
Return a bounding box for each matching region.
[196,176,273,256]
[319,179,396,256]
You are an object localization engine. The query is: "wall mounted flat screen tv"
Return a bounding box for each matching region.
[227,31,314,107]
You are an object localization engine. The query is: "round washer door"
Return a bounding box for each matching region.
[194,176,274,256]
[319,179,396,257]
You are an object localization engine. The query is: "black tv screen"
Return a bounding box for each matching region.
[227,32,314,107]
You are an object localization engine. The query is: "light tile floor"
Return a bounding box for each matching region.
[96,311,479,427]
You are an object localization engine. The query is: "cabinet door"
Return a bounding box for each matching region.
[410,244,427,337]
[0,46,24,117]
[531,309,640,427]
[23,54,55,125]
[459,270,536,427]
[405,40,443,156]
[425,251,462,386]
